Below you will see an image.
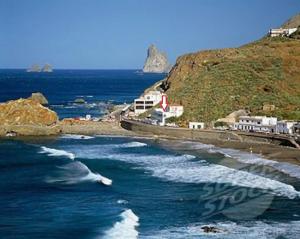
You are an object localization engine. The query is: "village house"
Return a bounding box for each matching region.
[134,90,162,115]
[189,122,205,129]
[234,116,277,133]
[269,28,298,37]
[276,120,297,135]
[151,104,184,126]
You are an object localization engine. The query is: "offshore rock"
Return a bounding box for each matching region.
[27,64,41,72]
[143,44,172,73]
[42,63,53,72]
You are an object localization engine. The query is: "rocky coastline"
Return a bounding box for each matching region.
[1,94,299,166]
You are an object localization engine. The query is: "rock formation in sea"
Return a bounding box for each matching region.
[28,92,49,105]
[27,64,41,72]
[42,64,53,72]
[143,44,172,73]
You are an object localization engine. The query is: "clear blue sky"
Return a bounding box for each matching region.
[0,0,299,69]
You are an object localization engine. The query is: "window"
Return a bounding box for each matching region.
[135,101,144,104]
[135,106,144,110]
[145,105,152,109]
[257,121,261,125]
[145,101,154,104]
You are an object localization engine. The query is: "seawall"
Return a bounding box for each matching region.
[121,119,299,148]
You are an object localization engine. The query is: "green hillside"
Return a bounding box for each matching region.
[159,36,300,125]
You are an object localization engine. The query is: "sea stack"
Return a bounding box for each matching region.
[42,64,53,72]
[143,44,172,73]
[27,64,41,72]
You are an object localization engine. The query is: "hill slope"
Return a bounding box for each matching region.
[161,37,300,125]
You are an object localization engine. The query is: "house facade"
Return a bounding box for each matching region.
[134,91,162,115]
[276,121,297,134]
[151,105,184,126]
[189,122,205,129]
[234,116,277,133]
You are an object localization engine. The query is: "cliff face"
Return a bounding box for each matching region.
[0,99,58,126]
[161,37,300,124]
[143,45,172,73]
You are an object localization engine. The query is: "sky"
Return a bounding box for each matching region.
[0,0,300,69]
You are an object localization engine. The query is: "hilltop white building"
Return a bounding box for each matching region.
[269,28,298,37]
[234,116,277,133]
[134,90,163,115]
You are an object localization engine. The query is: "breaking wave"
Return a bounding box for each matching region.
[103,209,139,239]
[46,161,112,186]
[101,153,299,199]
[59,143,300,198]
[40,146,75,160]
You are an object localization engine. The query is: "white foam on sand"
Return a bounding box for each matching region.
[103,209,139,239]
[46,161,112,186]
[142,220,300,239]
[182,141,300,180]
[40,146,75,160]
[61,134,95,140]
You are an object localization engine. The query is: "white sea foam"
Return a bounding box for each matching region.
[61,144,300,198]
[177,141,300,180]
[142,221,300,239]
[118,142,147,148]
[117,199,128,205]
[46,161,112,186]
[61,134,94,140]
[102,153,299,199]
[103,209,139,239]
[40,146,75,160]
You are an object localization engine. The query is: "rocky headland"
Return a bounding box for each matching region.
[0,94,133,137]
[143,44,172,73]
[0,97,60,136]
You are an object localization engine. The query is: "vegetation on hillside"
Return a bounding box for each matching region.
[160,36,300,125]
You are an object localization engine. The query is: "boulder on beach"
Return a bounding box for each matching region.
[28,92,49,105]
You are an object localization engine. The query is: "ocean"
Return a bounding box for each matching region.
[1,70,300,239]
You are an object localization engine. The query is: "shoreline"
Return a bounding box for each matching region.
[1,119,299,167]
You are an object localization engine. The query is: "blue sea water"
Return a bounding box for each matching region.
[1,70,300,239]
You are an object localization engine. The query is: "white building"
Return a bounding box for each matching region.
[151,105,184,126]
[269,28,298,37]
[168,104,184,118]
[276,120,297,135]
[134,91,162,115]
[189,122,205,129]
[234,116,277,133]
